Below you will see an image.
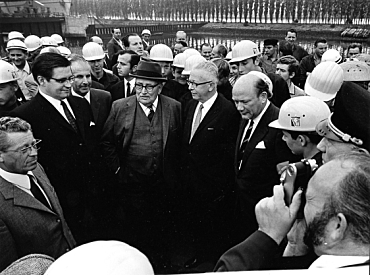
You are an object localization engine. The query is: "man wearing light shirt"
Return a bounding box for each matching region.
[0,116,75,272]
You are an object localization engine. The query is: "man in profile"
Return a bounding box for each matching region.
[0,117,75,272]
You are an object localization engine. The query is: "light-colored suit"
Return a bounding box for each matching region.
[0,164,76,272]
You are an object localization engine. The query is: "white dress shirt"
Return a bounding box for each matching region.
[191,92,218,129]
[39,90,76,121]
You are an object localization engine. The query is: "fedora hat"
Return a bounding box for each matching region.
[129,60,167,81]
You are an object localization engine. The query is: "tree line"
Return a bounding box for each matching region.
[70,0,370,24]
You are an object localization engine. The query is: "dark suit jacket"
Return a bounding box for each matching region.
[89,88,112,134]
[11,93,97,224]
[181,94,240,200]
[101,94,182,189]
[107,38,123,63]
[109,80,136,102]
[236,103,297,226]
[0,164,76,272]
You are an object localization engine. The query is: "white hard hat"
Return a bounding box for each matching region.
[150,44,173,62]
[321,49,342,63]
[0,60,19,84]
[40,47,61,55]
[340,61,370,81]
[269,96,331,132]
[225,51,232,61]
[41,36,58,47]
[183,48,201,59]
[353,53,370,65]
[141,29,151,35]
[6,39,27,52]
[57,46,71,57]
[305,61,344,101]
[90,36,103,45]
[51,34,64,44]
[82,42,105,61]
[182,55,206,75]
[8,31,25,41]
[172,53,187,68]
[24,35,42,52]
[230,40,260,63]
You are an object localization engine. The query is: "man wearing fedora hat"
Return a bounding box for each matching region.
[101,60,182,272]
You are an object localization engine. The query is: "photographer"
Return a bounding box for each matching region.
[214,152,370,271]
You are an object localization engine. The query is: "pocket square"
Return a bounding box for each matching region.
[207,128,214,131]
[90,121,96,126]
[256,141,266,149]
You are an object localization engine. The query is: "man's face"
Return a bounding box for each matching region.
[113,29,121,40]
[188,69,214,103]
[201,46,213,60]
[282,130,302,155]
[285,32,297,43]
[315,43,328,58]
[172,67,186,85]
[135,78,162,107]
[87,59,104,76]
[347,47,360,58]
[211,47,221,59]
[42,66,73,100]
[71,62,92,95]
[275,64,291,82]
[8,49,27,68]
[232,77,266,120]
[0,131,38,174]
[117,53,132,77]
[317,137,356,164]
[174,43,184,55]
[303,160,344,255]
[176,33,186,42]
[0,82,16,106]
[142,34,150,41]
[237,58,255,76]
[156,61,172,78]
[230,63,239,78]
[264,45,277,58]
[128,35,143,56]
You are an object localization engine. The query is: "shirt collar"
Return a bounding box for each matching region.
[0,167,34,190]
[253,100,270,126]
[138,96,159,113]
[12,61,30,74]
[39,90,65,108]
[71,88,91,103]
[200,92,217,110]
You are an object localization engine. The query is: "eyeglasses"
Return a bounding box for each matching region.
[186,80,213,87]
[50,76,75,84]
[5,139,42,154]
[135,83,159,92]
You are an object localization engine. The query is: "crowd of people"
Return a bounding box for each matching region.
[0,27,369,275]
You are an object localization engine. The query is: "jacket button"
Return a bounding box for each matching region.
[56,219,61,223]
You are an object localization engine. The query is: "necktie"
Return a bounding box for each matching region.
[190,104,203,142]
[148,105,154,122]
[29,175,51,209]
[61,101,78,133]
[238,120,254,165]
[126,82,131,97]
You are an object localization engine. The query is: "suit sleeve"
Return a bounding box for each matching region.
[100,103,121,174]
[0,219,18,272]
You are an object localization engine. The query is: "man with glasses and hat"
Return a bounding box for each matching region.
[101,60,182,273]
[0,116,75,272]
[11,53,98,244]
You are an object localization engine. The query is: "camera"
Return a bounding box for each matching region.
[280,159,318,218]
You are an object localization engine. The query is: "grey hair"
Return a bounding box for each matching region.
[192,61,218,83]
[0,117,32,151]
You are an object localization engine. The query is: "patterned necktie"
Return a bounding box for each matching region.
[61,101,78,133]
[238,120,254,165]
[29,175,51,209]
[190,104,203,142]
[126,82,131,97]
[148,105,154,122]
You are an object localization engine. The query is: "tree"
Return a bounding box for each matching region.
[275,0,280,22]
[269,0,275,23]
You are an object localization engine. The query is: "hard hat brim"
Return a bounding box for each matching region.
[150,58,174,62]
[315,118,342,142]
[229,53,259,64]
[269,119,317,132]
[84,54,105,61]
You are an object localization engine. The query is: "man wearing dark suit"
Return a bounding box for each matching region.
[107,28,124,66]
[232,71,298,241]
[0,117,75,272]
[181,61,240,267]
[11,53,97,244]
[101,60,182,272]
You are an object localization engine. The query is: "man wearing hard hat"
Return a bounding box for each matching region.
[141,29,151,50]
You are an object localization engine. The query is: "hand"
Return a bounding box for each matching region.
[283,219,309,256]
[255,185,302,245]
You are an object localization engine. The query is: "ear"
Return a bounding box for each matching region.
[289,71,296,80]
[298,135,307,146]
[0,153,4,163]
[131,65,138,74]
[37,76,46,86]
[325,213,348,247]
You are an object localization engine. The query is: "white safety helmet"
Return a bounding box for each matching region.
[41,36,58,47]
[183,48,201,59]
[353,53,370,66]
[24,35,42,52]
[340,61,370,81]
[0,60,19,84]
[305,61,344,101]
[51,34,64,44]
[225,51,232,61]
[57,46,71,57]
[269,96,331,132]
[150,44,173,62]
[230,40,260,63]
[182,55,206,75]
[172,53,187,68]
[82,42,105,61]
[141,29,151,36]
[6,39,28,52]
[40,47,61,55]
[8,31,25,41]
[321,49,342,64]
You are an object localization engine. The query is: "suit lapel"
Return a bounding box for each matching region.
[185,101,198,143]
[68,97,86,140]
[122,97,136,149]
[89,90,100,123]
[160,96,170,148]
[235,119,248,165]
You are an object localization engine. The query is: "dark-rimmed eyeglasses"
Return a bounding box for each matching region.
[135,83,159,92]
[4,139,42,154]
[50,76,75,84]
[186,80,212,87]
